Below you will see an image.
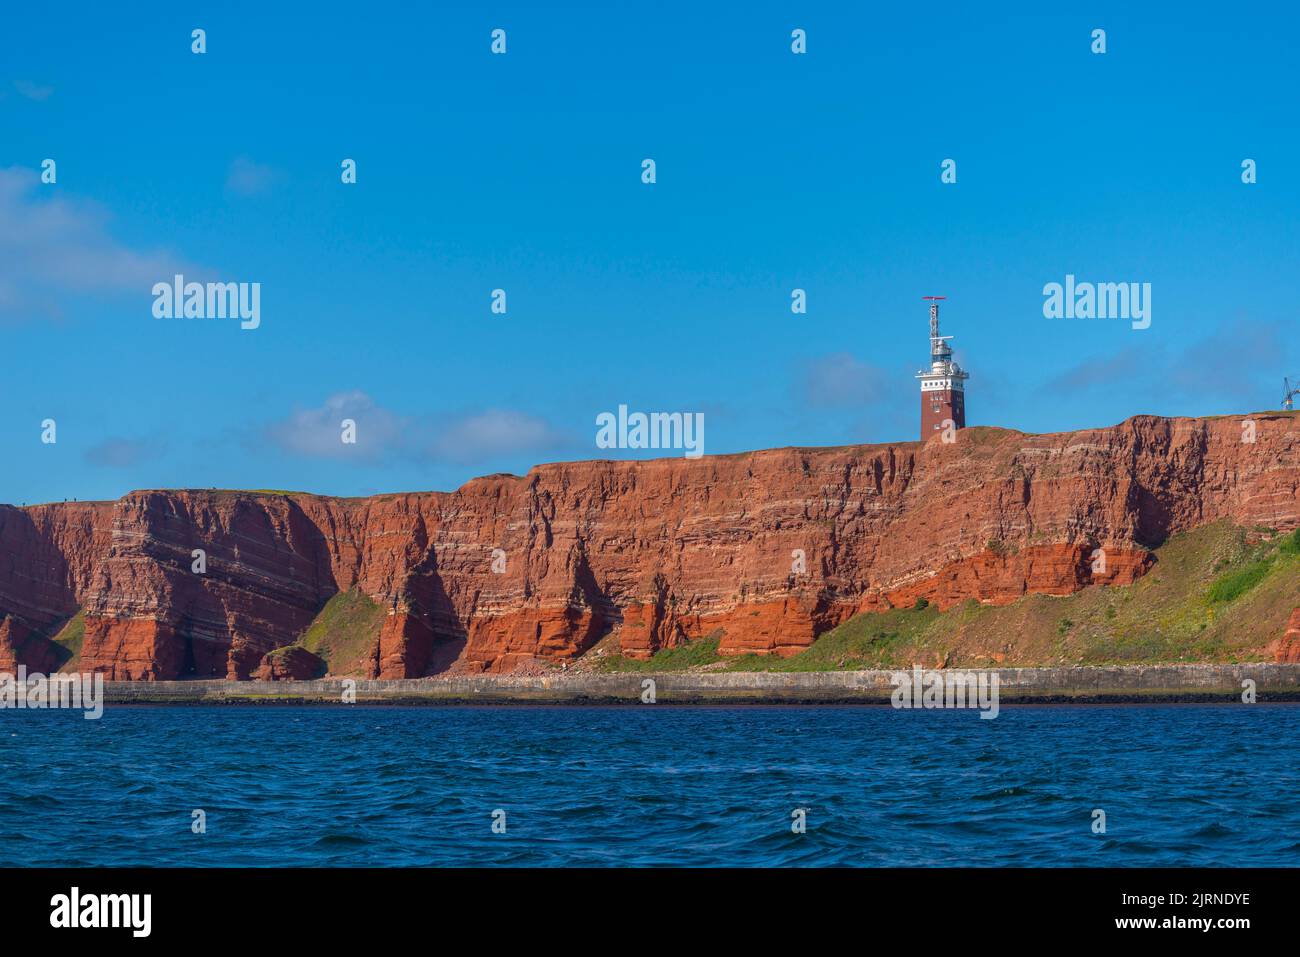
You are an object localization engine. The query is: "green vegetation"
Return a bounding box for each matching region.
[597,632,724,672]
[49,611,86,671]
[262,644,328,679]
[295,590,384,673]
[1207,558,1273,604]
[191,488,312,499]
[729,604,942,672]
[582,521,1300,673]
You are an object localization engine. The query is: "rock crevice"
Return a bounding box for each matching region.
[1,413,1296,678]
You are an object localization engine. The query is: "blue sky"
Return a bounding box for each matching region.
[2,1,1297,505]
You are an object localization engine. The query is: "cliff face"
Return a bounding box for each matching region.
[1,413,1297,679]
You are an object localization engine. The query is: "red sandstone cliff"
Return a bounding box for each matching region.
[1,413,1297,679]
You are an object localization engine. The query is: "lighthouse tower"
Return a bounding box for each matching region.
[915,296,969,440]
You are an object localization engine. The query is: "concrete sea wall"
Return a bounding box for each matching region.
[99,663,1300,705]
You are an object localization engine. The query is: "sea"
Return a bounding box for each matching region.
[3,704,1297,866]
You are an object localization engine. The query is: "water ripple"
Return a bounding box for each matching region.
[1,703,1297,866]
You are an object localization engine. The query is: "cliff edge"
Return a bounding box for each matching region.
[1,413,1297,679]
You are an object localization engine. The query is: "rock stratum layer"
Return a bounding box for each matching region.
[1,414,1297,679]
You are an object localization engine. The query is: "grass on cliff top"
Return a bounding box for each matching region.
[295,589,383,675]
[198,488,310,498]
[589,522,1300,672]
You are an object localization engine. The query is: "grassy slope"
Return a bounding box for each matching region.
[595,630,726,672]
[3,610,87,673]
[592,522,1300,672]
[294,589,384,675]
[49,611,86,672]
[24,523,1296,676]
[24,593,381,677]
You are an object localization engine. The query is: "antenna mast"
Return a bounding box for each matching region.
[922,295,950,361]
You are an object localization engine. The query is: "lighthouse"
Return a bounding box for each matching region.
[915,296,969,440]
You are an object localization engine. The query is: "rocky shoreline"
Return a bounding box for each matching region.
[96,663,1300,706]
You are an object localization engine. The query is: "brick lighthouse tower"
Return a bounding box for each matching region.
[915,296,969,440]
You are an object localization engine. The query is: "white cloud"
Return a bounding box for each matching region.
[263,393,569,465]
[14,80,53,101]
[0,166,190,321]
[799,352,893,408]
[1045,321,1288,406]
[430,409,570,463]
[83,438,162,468]
[225,156,277,196]
[264,391,407,461]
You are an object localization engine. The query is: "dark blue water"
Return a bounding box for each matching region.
[2,704,1296,866]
